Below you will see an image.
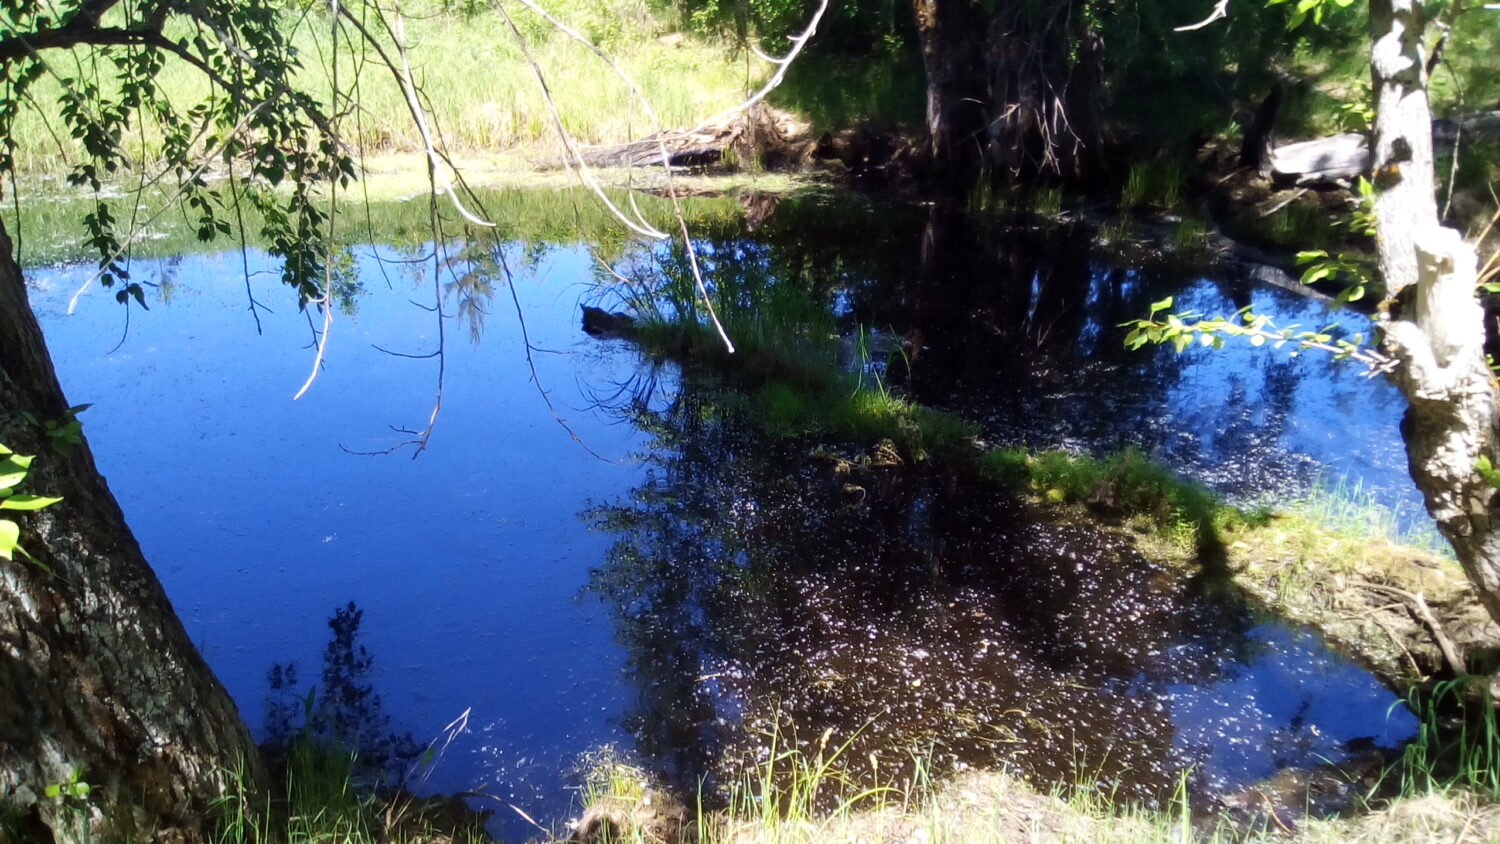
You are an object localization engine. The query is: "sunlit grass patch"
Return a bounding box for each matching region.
[978,446,1238,552]
[557,728,1500,844]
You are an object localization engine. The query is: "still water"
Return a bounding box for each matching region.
[24,191,1420,839]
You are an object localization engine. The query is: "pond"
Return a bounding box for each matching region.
[22,189,1424,840]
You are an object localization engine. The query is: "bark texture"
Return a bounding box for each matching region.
[1369,0,1500,630]
[912,0,990,180]
[0,219,264,841]
[1369,0,1440,292]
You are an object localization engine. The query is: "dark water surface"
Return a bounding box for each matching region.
[26,191,1421,839]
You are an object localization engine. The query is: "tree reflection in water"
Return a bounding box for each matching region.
[582,200,1414,812]
[264,602,421,789]
[585,382,1287,809]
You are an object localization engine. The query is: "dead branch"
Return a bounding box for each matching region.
[1357,580,1466,676]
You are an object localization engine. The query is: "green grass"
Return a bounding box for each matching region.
[1119,159,1185,212]
[560,721,1500,844]
[614,236,976,462]
[1399,677,1500,798]
[210,740,486,844]
[769,49,927,135]
[979,446,1237,552]
[1289,475,1452,559]
[1,181,746,268]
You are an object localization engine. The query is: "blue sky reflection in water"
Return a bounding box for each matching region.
[24,203,1419,837]
[29,244,649,836]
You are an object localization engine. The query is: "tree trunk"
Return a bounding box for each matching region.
[0,219,264,841]
[911,0,990,183]
[1369,0,1500,630]
[911,0,1104,187]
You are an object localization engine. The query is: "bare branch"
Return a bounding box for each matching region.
[692,0,831,131]
[1175,0,1231,31]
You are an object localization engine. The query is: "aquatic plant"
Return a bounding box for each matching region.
[1120,160,1185,212]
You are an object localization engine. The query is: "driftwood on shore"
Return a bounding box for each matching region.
[571,105,813,171]
[1270,132,1368,184]
[1269,111,1500,186]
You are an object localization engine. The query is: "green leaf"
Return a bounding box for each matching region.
[0,495,62,511]
[0,519,17,560]
[1149,296,1174,314]
[2,453,33,471]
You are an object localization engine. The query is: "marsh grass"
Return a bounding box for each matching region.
[1119,160,1185,212]
[562,727,1500,844]
[1173,214,1212,253]
[1399,677,1500,798]
[622,246,980,462]
[209,741,486,844]
[769,50,926,135]
[1288,476,1451,559]
[2,181,746,267]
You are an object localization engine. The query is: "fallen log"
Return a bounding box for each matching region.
[1270,133,1368,185]
[572,105,813,171]
[1269,111,1500,187]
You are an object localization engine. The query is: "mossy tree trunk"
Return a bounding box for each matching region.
[0,218,264,841]
[1370,0,1500,630]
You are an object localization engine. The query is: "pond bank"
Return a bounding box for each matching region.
[547,761,1499,843]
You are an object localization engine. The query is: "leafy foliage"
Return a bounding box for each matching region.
[1121,296,1391,369]
[0,444,63,565]
[0,0,354,307]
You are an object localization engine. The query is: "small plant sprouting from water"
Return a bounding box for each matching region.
[1291,475,1452,559]
[1120,160,1184,211]
[735,719,898,826]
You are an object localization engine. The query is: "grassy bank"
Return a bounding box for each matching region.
[5,0,755,176]
[554,748,1500,844]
